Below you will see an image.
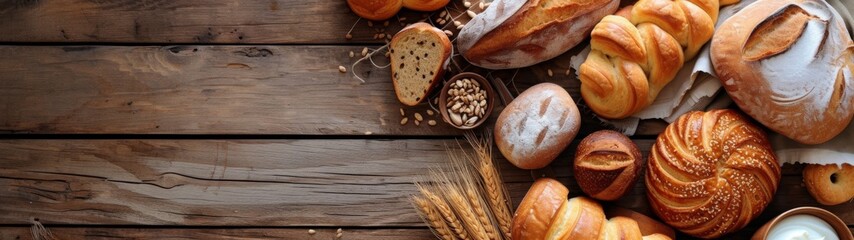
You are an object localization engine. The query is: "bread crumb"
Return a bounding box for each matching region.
[338,66,347,73]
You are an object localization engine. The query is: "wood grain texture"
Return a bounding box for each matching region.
[0,227,435,240]
[0,139,849,231]
[0,45,658,136]
[0,0,407,44]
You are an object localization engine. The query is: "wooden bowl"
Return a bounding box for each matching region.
[438,72,495,130]
[751,207,853,240]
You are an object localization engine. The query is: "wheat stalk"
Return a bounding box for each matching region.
[413,195,457,240]
[420,184,469,240]
[444,184,490,240]
[466,132,513,239]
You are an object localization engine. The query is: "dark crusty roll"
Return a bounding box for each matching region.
[495,83,581,169]
[574,130,643,201]
[646,110,781,238]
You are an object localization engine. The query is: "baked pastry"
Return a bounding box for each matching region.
[347,0,403,21]
[494,83,581,169]
[578,0,735,119]
[804,163,854,206]
[401,0,449,11]
[390,23,452,106]
[574,130,643,201]
[646,110,781,238]
[457,0,619,69]
[513,178,674,240]
[710,0,854,144]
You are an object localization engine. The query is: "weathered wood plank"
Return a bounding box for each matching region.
[0,45,653,136]
[0,139,849,229]
[0,0,416,44]
[0,227,435,240]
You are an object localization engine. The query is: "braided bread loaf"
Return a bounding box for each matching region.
[646,110,781,238]
[578,0,733,119]
[513,178,675,240]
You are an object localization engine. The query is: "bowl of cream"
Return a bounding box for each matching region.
[752,207,853,240]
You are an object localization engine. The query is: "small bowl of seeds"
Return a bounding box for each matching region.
[438,72,494,130]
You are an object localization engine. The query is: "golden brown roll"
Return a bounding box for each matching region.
[578,0,732,119]
[513,178,674,240]
[347,0,403,21]
[710,0,854,144]
[512,178,569,240]
[574,130,643,201]
[646,110,781,238]
[804,163,854,206]
[401,0,449,11]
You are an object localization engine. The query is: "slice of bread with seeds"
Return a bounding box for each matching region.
[390,23,452,106]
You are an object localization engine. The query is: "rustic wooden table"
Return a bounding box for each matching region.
[0,1,850,239]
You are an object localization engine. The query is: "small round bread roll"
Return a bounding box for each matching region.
[402,0,449,11]
[804,163,854,206]
[512,178,569,240]
[347,0,403,21]
[574,130,642,201]
[495,83,581,169]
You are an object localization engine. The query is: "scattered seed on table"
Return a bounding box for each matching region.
[467,10,477,18]
[439,11,447,18]
[565,69,571,76]
[548,69,553,77]
[444,30,453,36]
[464,1,471,7]
[414,113,423,121]
[368,21,374,27]
[414,120,421,126]
[345,33,352,40]
[338,66,347,73]
[308,229,316,235]
[349,51,354,58]
[364,131,372,135]
[428,120,437,126]
[361,47,368,57]
[479,2,485,9]
[426,109,434,116]
[378,33,386,39]
[400,117,409,125]
[400,108,406,116]
[337,228,343,234]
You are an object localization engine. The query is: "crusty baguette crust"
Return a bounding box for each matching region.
[347,0,403,21]
[389,23,451,106]
[711,0,854,144]
[458,0,619,69]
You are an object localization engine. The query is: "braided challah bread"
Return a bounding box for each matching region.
[513,178,675,240]
[578,0,734,119]
[646,110,781,238]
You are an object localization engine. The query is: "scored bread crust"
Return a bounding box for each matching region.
[494,83,581,169]
[458,0,619,69]
[710,0,854,144]
[390,23,451,106]
[574,130,643,201]
[347,0,403,21]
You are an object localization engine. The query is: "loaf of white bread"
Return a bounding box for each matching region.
[458,0,619,69]
[578,0,738,119]
[513,178,675,240]
[711,0,854,144]
[494,83,580,169]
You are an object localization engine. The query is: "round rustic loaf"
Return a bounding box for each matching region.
[711,0,854,144]
[495,83,581,169]
[574,130,642,201]
[646,110,781,238]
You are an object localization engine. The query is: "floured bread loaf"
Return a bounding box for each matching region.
[457,0,619,69]
[495,83,581,169]
[711,0,854,144]
[390,23,452,106]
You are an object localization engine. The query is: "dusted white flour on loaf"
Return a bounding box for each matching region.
[495,83,581,169]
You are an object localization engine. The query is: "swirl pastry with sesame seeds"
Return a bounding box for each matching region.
[645,110,781,239]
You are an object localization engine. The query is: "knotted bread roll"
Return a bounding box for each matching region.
[578,0,733,119]
[646,110,781,238]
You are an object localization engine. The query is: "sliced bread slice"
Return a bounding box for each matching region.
[390,23,452,106]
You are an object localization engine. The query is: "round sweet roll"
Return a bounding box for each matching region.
[645,110,781,238]
[512,178,569,240]
[803,163,854,206]
[495,83,581,169]
[574,130,643,201]
[711,0,854,144]
[347,0,403,21]
[401,0,449,11]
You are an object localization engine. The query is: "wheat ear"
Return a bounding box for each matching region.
[412,195,456,240]
[466,132,513,239]
[450,147,501,240]
[444,184,490,240]
[420,184,469,240]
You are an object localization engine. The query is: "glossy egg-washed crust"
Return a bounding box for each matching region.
[646,110,781,238]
